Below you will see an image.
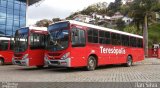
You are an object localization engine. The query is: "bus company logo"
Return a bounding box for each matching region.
[48,56,55,59]
[100,46,126,55]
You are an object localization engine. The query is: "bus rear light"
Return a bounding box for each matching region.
[61,52,70,60]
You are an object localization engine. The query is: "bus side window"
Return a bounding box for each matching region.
[105,32,111,44]
[0,40,9,51]
[71,27,86,47]
[130,37,137,47]
[111,33,117,45]
[122,35,129,46]
[117,34,121,45]
[10,40,14,50]
[87,28,98,43]
[137,38,143,48]
[99,30,105,44]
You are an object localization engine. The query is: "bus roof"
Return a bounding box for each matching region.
[0,36,14,41]
[66,20,143,39]
[19,26,47,31]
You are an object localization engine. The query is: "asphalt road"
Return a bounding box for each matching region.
[0,58,160,82]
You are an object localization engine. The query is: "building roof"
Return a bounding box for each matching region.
[28,0,42,6]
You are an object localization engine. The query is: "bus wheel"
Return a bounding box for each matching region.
[0,59,4,65]
[86,56,96,71]
[36,65,44,68]
[125,56,132,67]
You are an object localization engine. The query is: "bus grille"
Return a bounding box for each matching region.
[48,53,61,56]
[50,61,59,65]
[14,53,23,57]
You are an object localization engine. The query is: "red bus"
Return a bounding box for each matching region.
[45,20,144,71]
[0,36,14,65]
[13,27,48,68]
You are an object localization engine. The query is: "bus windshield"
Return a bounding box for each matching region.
[0,40,9,51]
[48,22,69,51]
[14,27,29,53]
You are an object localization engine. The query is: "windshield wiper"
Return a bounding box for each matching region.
[50,40,64,49]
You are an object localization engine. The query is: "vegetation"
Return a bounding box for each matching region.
[148,23,160,48]
[35,19,52,27]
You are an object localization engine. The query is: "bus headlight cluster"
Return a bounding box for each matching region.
[44,54,48,60]
[22,54,28,60]
[12,56,15,64]
[61,52,70,60]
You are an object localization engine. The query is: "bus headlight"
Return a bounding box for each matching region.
[22,54,28,60]
[44,54,48,60]
[61,52,70,60]
[12,56,15,64]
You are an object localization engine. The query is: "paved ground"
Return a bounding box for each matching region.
[0,58,160,82]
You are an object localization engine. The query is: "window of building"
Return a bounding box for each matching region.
[6,25,12,31]
[0,0,26,36]
[6,19,13,25]
[0,18,6,25]
[7,2,13,9]
[0,0,7,7]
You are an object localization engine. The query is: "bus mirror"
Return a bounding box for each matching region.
[49,41,54,45]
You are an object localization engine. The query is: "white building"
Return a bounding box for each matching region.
[73,14,95,23]
[122,16,133,24]
[111,12,124,20]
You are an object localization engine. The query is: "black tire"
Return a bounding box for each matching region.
[86,56,97,71]
[125,56,132,67]
[0,59,4,66]
[36,65,44,68]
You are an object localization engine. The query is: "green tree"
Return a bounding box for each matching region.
[129,0,160,56]
[123,25,140,35]
[107,0,122,16]
[148,23,160,48]
[52,18,61,23]
[35,19,52,27]
[116,19,125,31]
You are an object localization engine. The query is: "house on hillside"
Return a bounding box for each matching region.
[73,14,95,23]
[92,13,111,20]
[110,12,124,24]
[122,16,133,25]
[111,12,124,20]
[156,12,160,22]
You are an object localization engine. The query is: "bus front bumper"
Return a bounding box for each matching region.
[12,58,29,66]
[45,58,71,67]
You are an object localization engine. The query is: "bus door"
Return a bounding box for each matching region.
[70,26,87,67]
[29,33,46,66]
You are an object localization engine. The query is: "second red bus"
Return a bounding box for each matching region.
[0,36,14,65]
[45,20,144,71]
[13,26,48,68]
